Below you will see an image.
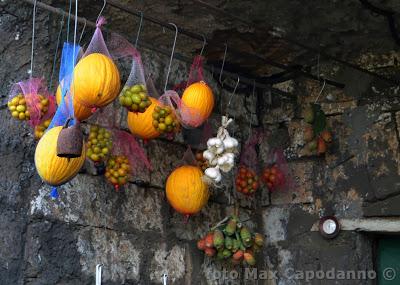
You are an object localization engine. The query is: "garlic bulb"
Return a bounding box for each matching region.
[223,135,239,152]
[203,150,215,161]
[215,146,225,155]
[205,167,221,180]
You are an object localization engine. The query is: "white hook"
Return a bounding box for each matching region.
[219,43,227,85]
[226,76,240,114]
[164,22,178,92]
[162,273,168,285]
[135,11,144,48]
[314,79,326,104]
[96,0,107,24]
[199,34,207,57]
[95,264,103,285]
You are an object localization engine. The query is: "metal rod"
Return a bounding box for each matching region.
[192,0,399,85]
[105,0,345,88]
[20,0,294,98]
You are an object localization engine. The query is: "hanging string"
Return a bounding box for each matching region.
[226,76,240,114]
[219,43,227,85]
[29,0,38,77]
[199,34,207,57]
[96,0,107,24]
[164,22,178,92]
[49,12,65,91]
[72,0,78,67]
[78,17,87,45]
[135,11,144,48]
[314,79,326,104]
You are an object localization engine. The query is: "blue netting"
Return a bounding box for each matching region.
[48,42,81,129]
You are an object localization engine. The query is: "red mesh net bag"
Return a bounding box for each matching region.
[108,33,152,114]
[7,77,56,128]
[235,130,262,196]
[105,130,152,191]
[261,148,293,192]
[186,55,205,86]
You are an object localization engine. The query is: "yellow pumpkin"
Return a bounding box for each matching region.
[166,165,209,215]
[35,126,86,186]
[127,97,161,140]
[72,53,121,108]
[56,85,93,121]
[181,81,214,127]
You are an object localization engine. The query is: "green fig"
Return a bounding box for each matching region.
[213,229,224,249]
[225,218,237,236]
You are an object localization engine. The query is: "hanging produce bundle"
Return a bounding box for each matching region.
[86,125,112,163]
[127,77,161,140]
[303,103,333,155]
[202,116,239,184]
[34,118,52,140]
[166,148,209,217]
[261,149,292,192]
[180,55,215,127]
[105,130,152,190]
[72,18,120,110]
[152,93,181,135]
[35,42,86,194]
[235,130,262,196]
[197,216,264,266]
[35,121,86,186]
[107,32,152,114]
[7,78,56,126]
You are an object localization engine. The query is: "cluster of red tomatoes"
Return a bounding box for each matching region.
[235,166,260,195]
[235,164,286,195]
[261,164,285,191]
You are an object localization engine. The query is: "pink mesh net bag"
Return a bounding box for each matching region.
[108,33,152,114]
[75,17,120,111]
[7,77,56,128]
[261,148,294,192]
[105,130,152,191]
[157,56,212,130]
[235,130,262,196]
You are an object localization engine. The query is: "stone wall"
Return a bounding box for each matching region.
[1,1,400,285]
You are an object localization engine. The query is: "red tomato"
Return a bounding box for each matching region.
[240,180,247,188]
[252,181,259,190]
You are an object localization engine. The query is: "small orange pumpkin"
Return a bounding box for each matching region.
[181,81,214,127]
[56,85,93,121]
[127,97,161,140]
[166,165,209,215]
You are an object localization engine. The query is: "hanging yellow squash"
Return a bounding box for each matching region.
[166,165,209,215]
[72,53,121,108]
[181,81,214,127]
[35,126,86,186]
[127,97,161,140]
[56,85,93,121]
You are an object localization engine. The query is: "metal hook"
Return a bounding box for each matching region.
[78,17,87,45]
[164,22,178,92]
[219,43,227,85]
[135,11,144,48]
[314,79,326,104]
[96,264,103,285]
[226,76,240,112]
[162,273,168,285]
[199,34,207,57]
[96,0,107,24]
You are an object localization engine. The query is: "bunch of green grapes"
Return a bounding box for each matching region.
[119,84,152,113]
[86,125,112,163]
[152,105,180,134]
